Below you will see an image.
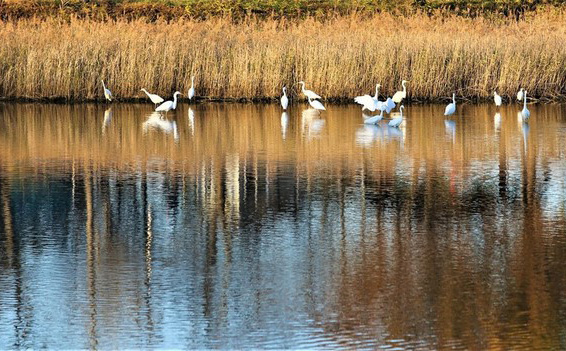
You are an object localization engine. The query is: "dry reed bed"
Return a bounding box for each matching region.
[0,13,566,101]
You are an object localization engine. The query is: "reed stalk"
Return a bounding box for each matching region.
[0,12,565,101]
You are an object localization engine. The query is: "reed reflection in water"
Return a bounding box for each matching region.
[0,102,565,349]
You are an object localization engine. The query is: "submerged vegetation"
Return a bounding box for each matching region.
[0,1,565,101]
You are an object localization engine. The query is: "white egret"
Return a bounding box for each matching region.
[392,80,408,103]
[281,86,289,110]
[299,81,322,100]
[308,97,325,111]
[364,109,384,125]
[494,91,502,107]
[389,105,404,127]
[521,90,530,120]
[355,84,380,112]
[156,91,182,115]
[517,88,524,101]
[101,80,112,102]
[188,76,195,101]
[141,89,164,107]
[444,94,456,116]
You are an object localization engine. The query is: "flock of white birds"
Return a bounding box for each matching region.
[101,78,532,126]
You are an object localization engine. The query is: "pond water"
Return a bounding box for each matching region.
[0,102,565,349]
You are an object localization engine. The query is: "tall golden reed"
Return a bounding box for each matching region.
[0,12,565,101]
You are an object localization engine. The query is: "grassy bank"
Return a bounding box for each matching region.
[0,13,565,101]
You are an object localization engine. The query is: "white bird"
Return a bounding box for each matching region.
[299,81,322,100]
[389,105,404,127]
[521,90,530,120]
[444,93,456,116]
[355,84,380,112]
[494,91,502,107]
[141,89,164,107]
[517,88,524,101]
[156,91,182,114]
[392,80,408,103]
[308,97,325,111]
[281,86,289,110]
[188,76,195,101]
[364,109,384,125]
[101,80,112,102]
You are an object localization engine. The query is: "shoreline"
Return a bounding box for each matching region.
[0,96,557,105]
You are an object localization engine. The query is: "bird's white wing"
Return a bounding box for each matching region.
[153,94,164,104]
[494,95,502,106]
[281,95,289,109]
[364,115,382,124]
[310,99,326,110]
[354,95,376,111]
[156,100,173,112]
[392,91,403,103]
[306,90,322,100]
[444,103,455,115]
[388,117,403,127]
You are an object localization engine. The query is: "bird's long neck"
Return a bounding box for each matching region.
[173,94,178,109]
[283,87,287,96]
[191,77,194,88]
[402,81,406,92]
[301,82,306,93]
[374,85,379,99]
[102,80,106,89]
[453,94,456,104]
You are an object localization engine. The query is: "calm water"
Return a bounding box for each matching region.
[0,102,565,349]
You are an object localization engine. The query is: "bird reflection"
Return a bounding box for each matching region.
[517,111,524,128]
[355,124,382,147]
[102,107,112,135]
[522,122,530,152]
[301,109,325,140]
[143,112,179,142]
[386,125,404,142]
[281,112,289,140]
[445,120,456,143]
[188,107,195,136]
[494,112,501,131]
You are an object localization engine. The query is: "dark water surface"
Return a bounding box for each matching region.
[0,102,565,349]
